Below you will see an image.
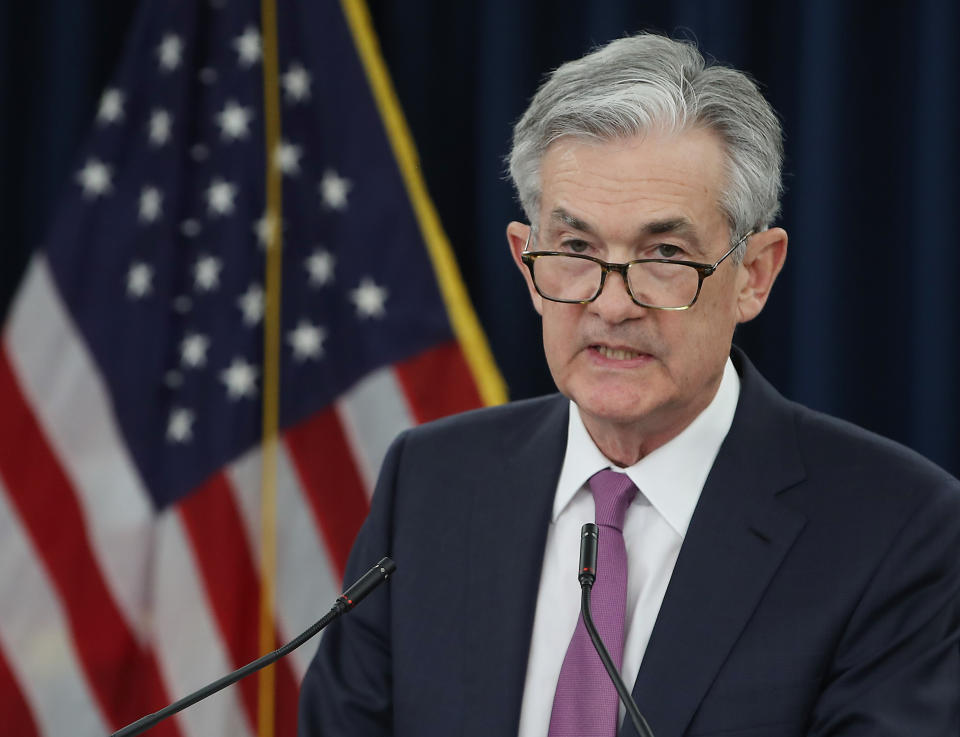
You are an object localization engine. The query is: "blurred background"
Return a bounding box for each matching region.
[0,2,958,735]
[3,0,958,476]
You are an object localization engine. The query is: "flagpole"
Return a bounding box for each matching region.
[258,0,283,734]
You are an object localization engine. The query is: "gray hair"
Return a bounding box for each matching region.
[508,33,784,257]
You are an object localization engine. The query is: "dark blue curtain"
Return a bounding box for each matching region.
[3,1,958,476]
[0,1,137,315]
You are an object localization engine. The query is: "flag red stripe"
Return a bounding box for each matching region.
[274,651,299,737]
[394,341,485,423]
[0,644,40,737]
[283,408,370,579]
[0,350,182,737]
[178,472,300,735]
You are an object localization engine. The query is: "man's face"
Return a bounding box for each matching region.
[508,129,782,457]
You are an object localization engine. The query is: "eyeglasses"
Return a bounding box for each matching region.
[520,229,753,310]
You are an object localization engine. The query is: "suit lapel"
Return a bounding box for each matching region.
[624,351,808,737]
[461,396,569,737]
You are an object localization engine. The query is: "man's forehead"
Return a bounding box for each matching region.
[537,131,728,239]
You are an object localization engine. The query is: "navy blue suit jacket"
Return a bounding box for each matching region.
[299,350,960,736]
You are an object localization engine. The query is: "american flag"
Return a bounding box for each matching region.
[0,1,504,735]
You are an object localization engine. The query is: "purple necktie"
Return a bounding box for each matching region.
[548,469,637,737]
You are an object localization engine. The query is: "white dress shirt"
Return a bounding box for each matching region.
[517,358,741,737]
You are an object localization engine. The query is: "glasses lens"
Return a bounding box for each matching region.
[627,261,700,308]
[532,254,602,301]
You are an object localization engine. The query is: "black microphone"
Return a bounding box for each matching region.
[110,556,396,737]
[339,557,396,610]
[579,522,599,586]
[578,523,655,737]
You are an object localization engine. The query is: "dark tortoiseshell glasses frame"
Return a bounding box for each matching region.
[520,229,754,311]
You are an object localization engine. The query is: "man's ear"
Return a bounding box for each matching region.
[736,227,788,323]
[507,221,544,315]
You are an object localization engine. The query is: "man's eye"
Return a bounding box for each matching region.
[654,243,683,259]
[559,239,590,254]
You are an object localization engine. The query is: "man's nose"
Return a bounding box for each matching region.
[587,270,645,323]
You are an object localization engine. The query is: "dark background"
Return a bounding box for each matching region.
[2,1,958,477]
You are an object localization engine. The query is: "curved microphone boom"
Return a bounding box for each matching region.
[111,557,396,737]
[578,523,655,737]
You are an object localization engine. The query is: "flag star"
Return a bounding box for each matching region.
[180,332,210,368]
[287,320,327,362]
[282,63,311,102]
[305,249,335,287]
[139,186,163,223]
[215,100,253,141]
[254,211,280,249]
[205,177,238,216]
[274,141,302,176]
[233,26,262,67]
[237,284,264,326]
[193,254,223,292]
[157,33,184,72]
[220,357,259,400]
[350,277,388,319]
[96,88,125,125]
[127,262,154,298]
[148,109,172,146]
[167,407,195,443]
[319,169,352,210]
[76,158,113,199]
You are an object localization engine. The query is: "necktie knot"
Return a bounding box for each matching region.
[589,469,637,531]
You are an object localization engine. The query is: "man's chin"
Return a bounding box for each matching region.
[568,385,668,428]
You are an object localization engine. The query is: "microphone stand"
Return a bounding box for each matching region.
[579,523,655,737]
[111,557,396,737]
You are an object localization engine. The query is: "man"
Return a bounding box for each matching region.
[299,33,960,736]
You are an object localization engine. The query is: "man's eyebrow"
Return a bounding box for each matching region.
[549,210,706,252]
[640,218,706,253]
[549,208,597,235]
[641,218,695,237]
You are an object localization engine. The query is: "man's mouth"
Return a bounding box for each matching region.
[591,345,647,361]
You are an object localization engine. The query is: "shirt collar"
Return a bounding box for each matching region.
[553,357,741,538]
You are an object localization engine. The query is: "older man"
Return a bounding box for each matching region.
[299,33,960,737]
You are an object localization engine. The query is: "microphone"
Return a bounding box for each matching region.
[111,557,396,737]
[339,557,397,610]
[578,523,655,737]
[579,522,598,586]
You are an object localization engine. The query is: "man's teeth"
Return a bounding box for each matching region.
[596,346,639,360]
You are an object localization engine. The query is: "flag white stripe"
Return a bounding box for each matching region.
[0,476,110,737]
[151,509,255,737]
[336,367,414,496]
[4,258,154,640]
[226,442,340,680]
